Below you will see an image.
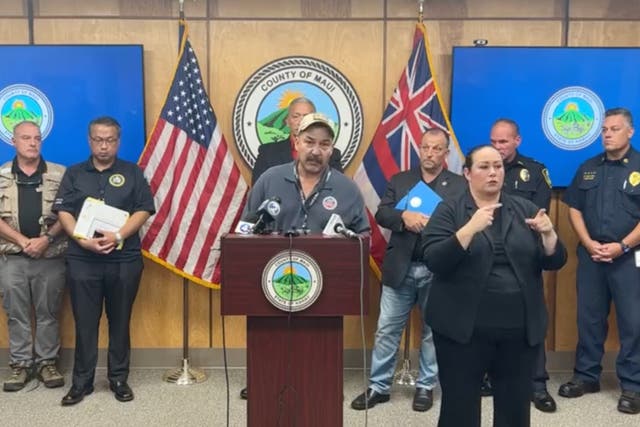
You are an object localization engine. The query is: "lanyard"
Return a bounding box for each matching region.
[293,163,331,231]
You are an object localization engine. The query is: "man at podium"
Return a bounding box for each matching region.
[243,112,368,237]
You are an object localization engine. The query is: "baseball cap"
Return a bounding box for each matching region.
[297,113,336,138]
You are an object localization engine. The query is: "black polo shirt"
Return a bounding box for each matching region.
[563,147,640,243]
[52,157,155,262]
[13,157,46,238]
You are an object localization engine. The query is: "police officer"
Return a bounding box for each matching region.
[489,118,556,413]
[0,121,67,391]
[53,116,155,406]
[560,107,640,415]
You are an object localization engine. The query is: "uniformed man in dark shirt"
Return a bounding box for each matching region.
[488,118,555,413]
[560,107,640,415]
[53,116,155,406]
[491,118,552,211]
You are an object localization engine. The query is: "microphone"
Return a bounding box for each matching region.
[235,212,259,235]
[322,213,359,238]
[252,196,281,234]
[334,223,359,239]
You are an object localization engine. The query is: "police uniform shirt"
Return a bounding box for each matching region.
[503,152,552,211]
[12,156,45,238]
[52,157,155,261]
[244,161,369,234]
[563,148,640,243]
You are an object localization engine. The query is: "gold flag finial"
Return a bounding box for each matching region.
[418,0,424,23]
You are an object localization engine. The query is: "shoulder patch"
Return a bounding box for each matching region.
[542,168,552,188]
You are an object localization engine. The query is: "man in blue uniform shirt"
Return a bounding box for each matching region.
[560,107,640,415]
[53,116,155,406]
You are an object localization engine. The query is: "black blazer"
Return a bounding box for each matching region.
[251,138,343,186]
[421,190,567,346]
[375,168,466,288]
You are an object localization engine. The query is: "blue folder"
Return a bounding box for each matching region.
[395,181,442,216]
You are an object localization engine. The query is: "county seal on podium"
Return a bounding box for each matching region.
[261,250,323,312]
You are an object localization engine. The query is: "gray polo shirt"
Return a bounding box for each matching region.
[244,162,369,234]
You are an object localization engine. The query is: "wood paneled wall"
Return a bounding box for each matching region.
[0,0,638,356]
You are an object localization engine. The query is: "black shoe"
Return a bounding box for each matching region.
[109,381,134,402]
[240,387,247,400]
[61,384,94,406]
[618,390,640,414]
[480,376,492,397]
[532,390,557,413]
[558,379,600,398]
[350,388,390,410]
[412,388,433,412]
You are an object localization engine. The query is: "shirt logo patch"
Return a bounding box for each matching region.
[583,171,597,181]
[322,196,337,211]
[109,174,125,187]
[542,168,552,188]
[519,169,530,182]
[629,171,640,187]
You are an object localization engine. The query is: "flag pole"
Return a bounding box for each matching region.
[163,0,206,385]
[393,0,428,388]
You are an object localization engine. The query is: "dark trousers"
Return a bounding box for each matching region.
[67,258,142,387]
[434,328,535,427]
[574,245,640,392]
[532,342,549,392]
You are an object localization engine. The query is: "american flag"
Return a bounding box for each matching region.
[139,25,247,288]
[354,23,463,274]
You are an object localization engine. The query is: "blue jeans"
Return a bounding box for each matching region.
[369,262,437,393]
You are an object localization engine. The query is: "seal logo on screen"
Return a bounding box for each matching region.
[541,86,604,151]
[233,56,363,169]
[0,84,54,146]
[262,249,322,312]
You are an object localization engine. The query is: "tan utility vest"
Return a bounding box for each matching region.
[0,160,68,257]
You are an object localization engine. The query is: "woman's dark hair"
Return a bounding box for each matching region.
[464,144,498,169]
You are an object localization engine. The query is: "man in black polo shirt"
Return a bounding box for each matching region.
[53,116,155,406]
[0,121,67,391]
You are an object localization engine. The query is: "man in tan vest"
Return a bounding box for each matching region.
[0,120,67,391]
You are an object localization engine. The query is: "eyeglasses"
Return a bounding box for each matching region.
[90,136,119,146]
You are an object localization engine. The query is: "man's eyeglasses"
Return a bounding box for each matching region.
[90,137,119,146]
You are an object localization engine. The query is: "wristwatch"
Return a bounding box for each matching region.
[620,241,631,254]
[44,232,55,244]
[115,232,123,245]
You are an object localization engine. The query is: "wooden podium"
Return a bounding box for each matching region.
[221,234,369,427]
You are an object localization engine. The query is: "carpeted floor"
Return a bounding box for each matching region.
[0,368,637,426]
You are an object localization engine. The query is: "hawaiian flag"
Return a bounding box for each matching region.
[139,22,248,288]
[354,23,464,275]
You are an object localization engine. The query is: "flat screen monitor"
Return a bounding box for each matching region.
[0,45,145,166]
[450,47,640,187]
